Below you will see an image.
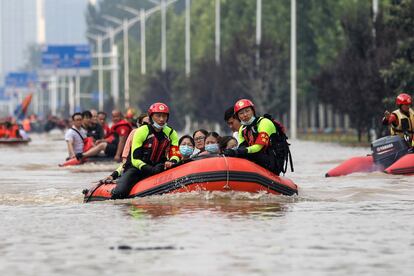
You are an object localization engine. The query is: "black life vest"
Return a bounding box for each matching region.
[126,125,175,169]
[242,114,294,174]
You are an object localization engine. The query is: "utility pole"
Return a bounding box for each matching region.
[215,0,220,65]
[123,18,130,109]
[185,0,191,76]
[161,0,167,72]
[87,33,105,111]
[256,0,262,66]
[103,14,130,109]
[290,0,297,139]
[141,9,147,75]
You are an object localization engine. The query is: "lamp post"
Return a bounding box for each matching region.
[215,0,220,65]
[185,0,191,76]
[86,33,104,111]
[256,0,262,67]
[103,14,130,109]
[290,0,297,139]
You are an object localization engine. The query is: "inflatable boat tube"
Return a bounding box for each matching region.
[83,155,299,202]
[384,153,414,175]
[325,155,380,177]
[0,138,31,145]
[59,155,113,167]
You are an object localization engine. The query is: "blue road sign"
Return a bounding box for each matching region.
[5,72,37,88]
[41,45,92,76]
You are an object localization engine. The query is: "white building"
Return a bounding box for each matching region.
[0,0,90,83]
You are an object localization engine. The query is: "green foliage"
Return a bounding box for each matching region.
[382,0,414,92]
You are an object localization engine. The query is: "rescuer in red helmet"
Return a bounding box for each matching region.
[111,102,180,199]
[223,99,280,174]
[383,93,414,143]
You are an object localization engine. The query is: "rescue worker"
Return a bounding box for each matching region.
[111,102,180,199]
[223,99,278,174]
[383,93,414,145]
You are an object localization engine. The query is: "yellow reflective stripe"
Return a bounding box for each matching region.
[247,144,263,154]
[131,125,150,169]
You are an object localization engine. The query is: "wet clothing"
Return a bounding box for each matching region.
[237,117,278,173]
[65,126,87,154]
[111,124,180,199]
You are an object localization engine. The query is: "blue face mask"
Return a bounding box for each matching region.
[153,122,166,130]
[179,145,194,157]
[205,143,220,153]
[241,116,256,126]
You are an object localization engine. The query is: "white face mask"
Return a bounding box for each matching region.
[153,122,166,130]
[241,116,256,126]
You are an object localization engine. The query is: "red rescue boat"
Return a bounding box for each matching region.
[0,137,31,145]
[83,155,299,202]
[326,136,414,177]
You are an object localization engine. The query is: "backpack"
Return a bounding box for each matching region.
[259,114,294,174]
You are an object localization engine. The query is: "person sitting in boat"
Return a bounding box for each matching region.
[125,107,138,127]
[88,109,104,141]
[65,112,87,160]
[199,132,221,155]
[224,107,241,142]
[137,113,150,127]
[179,135,195,160]
[383,93,414,145]
[77,110,133,162]
[219,136,238,152]
[100,114,151,183]
[223,99,278,174]
[191,129,208,157]
[111,102,181,199]
[97,111,111,137]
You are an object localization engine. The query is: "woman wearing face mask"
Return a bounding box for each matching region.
[191,129,208,157]
[219,136,238,152]
[223,99,278,174]
[199,132,221,155]
[178,135,195,160]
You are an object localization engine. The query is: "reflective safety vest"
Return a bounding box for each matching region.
[129,124,180,170]
[390,108,414,138]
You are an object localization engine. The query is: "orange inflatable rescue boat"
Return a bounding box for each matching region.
[0,137,31,145]
[83,155,299,202]
[326,136,414,177]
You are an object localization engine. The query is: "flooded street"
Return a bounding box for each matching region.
[0,133,413,276]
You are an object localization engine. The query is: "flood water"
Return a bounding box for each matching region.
[0,133,413,275]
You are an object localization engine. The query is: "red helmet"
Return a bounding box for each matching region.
[396,93,412,106]
[148,102,170,117]
[234,99,255,114]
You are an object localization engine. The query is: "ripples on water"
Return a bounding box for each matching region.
[0,134,413,275]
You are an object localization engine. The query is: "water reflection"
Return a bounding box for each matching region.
[121,192,292,219]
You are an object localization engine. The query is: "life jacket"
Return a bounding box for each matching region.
[103,123,111,138]
[71,127,94,152]
[126,125,178,170]
[106,119,132,144]
[242,114,294,174]
[6,124,20,138]
[0,125,6,138]
[390,108,414,140]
